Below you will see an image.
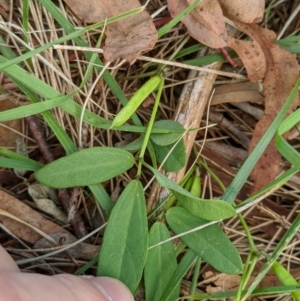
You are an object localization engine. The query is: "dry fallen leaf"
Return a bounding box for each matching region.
[167,1,298,191]
[211,82,264,105]
[28,184,68,224]
[227,37,266,82]
[204,271,290,293]
[218,0,264,23]
[167,0,266,81]
[63,0,157,64]
[234,22,299,192]
[34,232,99,260]
[0,99,22,148]
[0,190,99,260]
[0,189,68,244]
[168,0,228,49]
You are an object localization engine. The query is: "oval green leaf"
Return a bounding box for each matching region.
[145,222,179,301]
[122,135,144,152]
[173,191,235,221]
[35,147,134,188]
[146,164,235,220]
[166,207,242,274]
[152,139,186,172]
[151,120,184,146]
[97,180,148,293]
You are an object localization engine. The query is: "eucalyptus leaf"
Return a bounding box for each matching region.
[151,120,184,146]
[152,139,186,172]
[146,164,235,221]
[166,207,242,274]
[145,222,179,301]
[35,147,134,188]
[97,180,148,293]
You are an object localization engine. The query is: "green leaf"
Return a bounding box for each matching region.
[35,147,134,188]
[89,184,113,216]
[0,147,43,167]
[145,222,179,301]
[166,207,242,274]
[97,180,148,293]
[0,157,42,171]
[146,164,235,220]
[277,35,300,54]
[150,120,184,146]
[159,249,197,301]
[152,139,186,172]
[122,135,144,152]
[242,214,300,300]
[174,191,235,221]
[276,108,300,169]
[0,93,75,122]
[74,256,98,275]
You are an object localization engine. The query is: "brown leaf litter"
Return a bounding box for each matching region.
[167,0,299,193]
[63,0,157,64]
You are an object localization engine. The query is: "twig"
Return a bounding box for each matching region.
[219,47,237,67]
[204,141,247,166]
[53,45,246,79]
[209,110,251,149]
[25,116,89,239]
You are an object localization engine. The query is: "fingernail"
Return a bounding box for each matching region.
[91,277,134,301]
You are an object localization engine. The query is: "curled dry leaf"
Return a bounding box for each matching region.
[28,183,58,202]
[167,0,266,81]
[33,199,68,223]
[235,22,299,192]
[218,0,264,23]
[28,184,68,223]
[34,232,99,260]
[227,37,266,82]
[63,0,157,64]
[168,0,228,49]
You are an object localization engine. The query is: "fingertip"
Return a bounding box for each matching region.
[90,277,134,301]
[0,245,20,272]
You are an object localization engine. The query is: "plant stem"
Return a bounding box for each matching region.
[188,256,202,301]
[235,253,258,301]
[137,76,164,176]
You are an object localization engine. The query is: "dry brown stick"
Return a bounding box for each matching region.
[25,116,55,163]
[25,116,89,239]
[231,102,263,120]
[209,110,251,149]
[204,141,247,167]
